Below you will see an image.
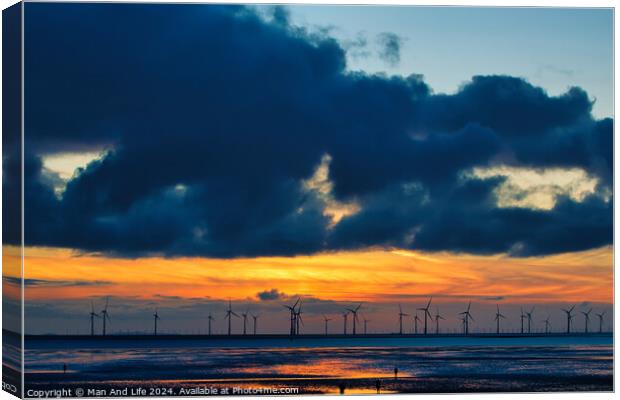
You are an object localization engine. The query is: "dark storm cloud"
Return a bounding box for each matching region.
[10,3,612,258]
[377,32,403,66]
[257,289,288,301]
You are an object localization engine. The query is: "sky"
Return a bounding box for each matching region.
[285,6,613,119]
[2,3,613,334]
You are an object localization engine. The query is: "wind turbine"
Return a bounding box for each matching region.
[459,302,474,335]
[323,315,332,335]
[413,313,420,334]
[207,312,215,335]
[417,297,433,335]
[100,297,111,336]
[295,301,304,335]
[241,309,250,335]
[89,301,100,336]
[434,308,445,334]
[225,299,240,335]
[153,309,160,335]
[342,311,349,335]
[562,305,576,334]
[581,308,592,333]
[398,305,409,335]
[543,315,551,334]
[283,298,300,336]
[526,307,535,333]
[346,304,362,335]
[494,304,506,334]
[251,313,260,335]
[519,307,526,334]
[363,316,370,334]
[595,311,606,333]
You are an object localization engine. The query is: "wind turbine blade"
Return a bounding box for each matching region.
[426,297,432,309]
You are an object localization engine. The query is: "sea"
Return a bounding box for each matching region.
[10,334,614,396]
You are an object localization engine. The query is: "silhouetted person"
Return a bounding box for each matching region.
[375,379,381,394]
[394,367,398,380]
[338,382,346,394]
[63,363,67,374]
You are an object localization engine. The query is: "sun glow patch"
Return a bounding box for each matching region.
[42,151,103,181]
[468,166,603,210]
[303,154,361,226]
[41,151,106,196]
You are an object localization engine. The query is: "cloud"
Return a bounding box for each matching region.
[377,32,403,66]
[256,289,287,301]
[6,3,612,259]
[341,32,371,60]
[3,277,111,287]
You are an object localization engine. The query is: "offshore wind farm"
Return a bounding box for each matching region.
[24,296,613,338]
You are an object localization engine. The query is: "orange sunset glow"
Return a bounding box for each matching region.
[9,245,612,304]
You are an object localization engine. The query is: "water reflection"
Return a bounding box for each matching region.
[25,342,613,393]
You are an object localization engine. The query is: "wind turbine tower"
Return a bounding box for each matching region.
[225,299,240,335]
[89,301,100,336]
[295,301,304,335]
[101,297,111,336]
[153,309,160,335]
[363,316,370,334]
[543,315,551,334]
[417,297,433,335]
[595,311,606,333]
[241,309,249,335]
[346,304,362,335]
[434,308,445,334]
[398,305,409,335]
[494,304,506,334]
[526,307,535,333]
[207,313,215,335]
[251,313,259,335]
[283,298,300,336]
[323,315,332,335]
[562,305,576,334]
[459,302,474,335]
[581,308,592,333]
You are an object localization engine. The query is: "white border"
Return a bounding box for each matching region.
[0,2,616,400]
